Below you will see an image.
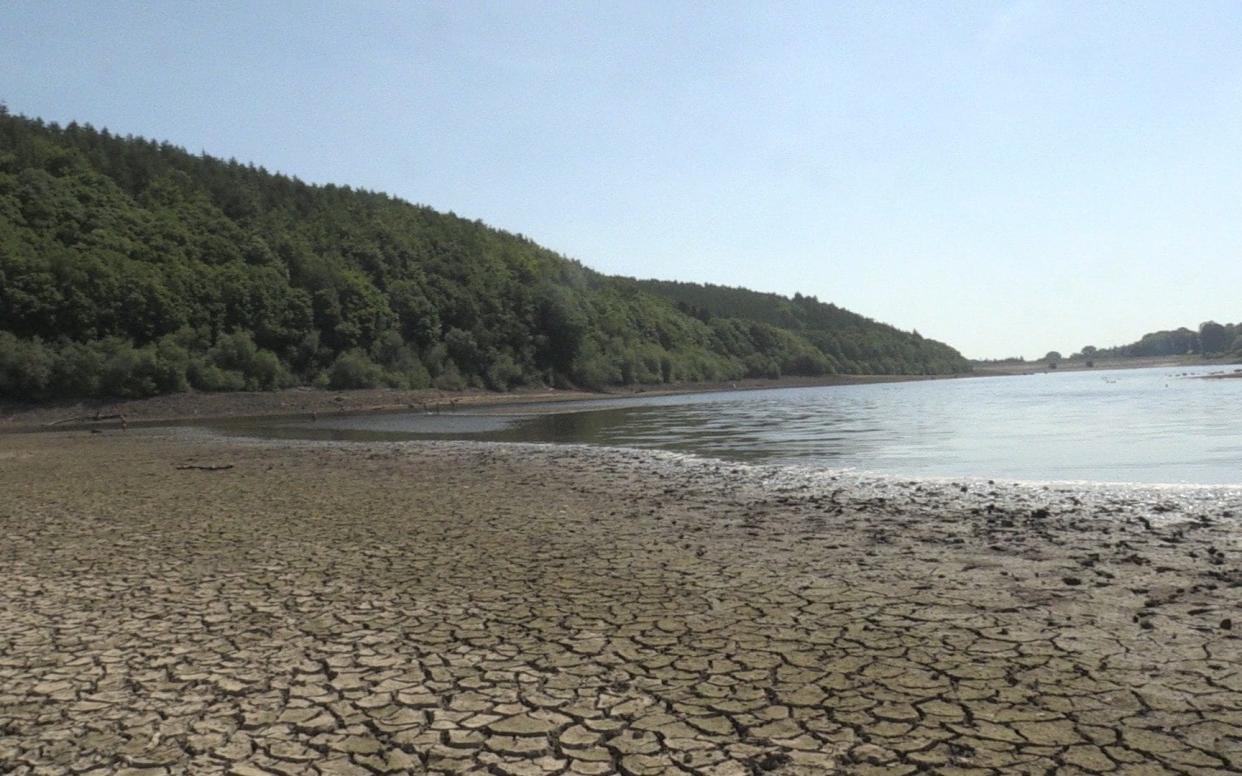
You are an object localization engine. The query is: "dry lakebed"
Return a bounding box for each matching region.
[2,428,1241,774]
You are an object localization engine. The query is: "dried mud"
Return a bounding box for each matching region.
[2,431,1241,775]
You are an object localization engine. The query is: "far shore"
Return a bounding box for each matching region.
[970,353,1239,376]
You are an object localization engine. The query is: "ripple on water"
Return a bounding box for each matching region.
[210,364,1242,486]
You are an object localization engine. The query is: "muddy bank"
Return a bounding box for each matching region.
[0,385,601,432]
[0,374,955,433]
[2,430,1240,774]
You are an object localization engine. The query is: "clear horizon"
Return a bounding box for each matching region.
[3,1,1240,360]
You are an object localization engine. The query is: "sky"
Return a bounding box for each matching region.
[2,1,1241,359]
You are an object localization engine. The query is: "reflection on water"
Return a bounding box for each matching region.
[215,364,1242,485]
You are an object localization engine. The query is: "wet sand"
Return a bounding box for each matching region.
[2,430,1240,775]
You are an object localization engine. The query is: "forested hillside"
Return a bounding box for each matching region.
[619,278,968,376]
[0,108,970,400]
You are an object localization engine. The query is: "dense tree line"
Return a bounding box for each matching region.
[619,279,970,376]
[1073,321,1241,361]
[0,108,971,401]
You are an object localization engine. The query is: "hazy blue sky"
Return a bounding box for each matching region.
[3,1,1240,359]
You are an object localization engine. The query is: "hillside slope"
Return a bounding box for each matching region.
[620,278,967,376]
[0,109,969,400]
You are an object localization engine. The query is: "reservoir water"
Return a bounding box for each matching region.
[221,364,1242,485]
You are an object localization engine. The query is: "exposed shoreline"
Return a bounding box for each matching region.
[2,429,1240,774]
[970,354,1240,376]
[0,372,957,433]
[7,356,1240,434]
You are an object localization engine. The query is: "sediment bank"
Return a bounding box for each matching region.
[0,373,953,433]
[1,430,1240,774]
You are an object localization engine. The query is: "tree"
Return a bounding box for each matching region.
[533,286,587,375]
[1199,321,1228,355]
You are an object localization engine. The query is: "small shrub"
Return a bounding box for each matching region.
[99,345,160,398]
[51,341,103,398]
[187,360,246,392]
[0,333,54,398]
[485,353,523,391]
[207,330,291,390]
[328,349,386,390]
[433,362,467,391]
[572,353,621,390]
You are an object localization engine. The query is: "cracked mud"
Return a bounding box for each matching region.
[1,430,1241,774]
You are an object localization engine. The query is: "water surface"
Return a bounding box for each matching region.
[217,365,1242,485]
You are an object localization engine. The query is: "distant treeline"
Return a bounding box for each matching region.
[977,321,1242,367]
[1077,322,1241,360]
[0,108,970,401]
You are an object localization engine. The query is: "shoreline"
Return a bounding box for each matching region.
[970,354,1241,376]
[7,355,1239,434]
[0,372,958,434]
[3,430,1240,773]
[219,424,1242,494]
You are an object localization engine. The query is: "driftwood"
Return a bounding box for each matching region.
[46,412,127,427]
[174,463,234,472]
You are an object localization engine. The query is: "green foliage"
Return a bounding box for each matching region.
[485,352,524,391]
[98,339,182,398]
[0,332,54,397]
[625,280,969,377]
[1199,321,1229,355]
[1091,321,1241,360]
[0,332,188,399]
[51,341,104,397]
[370,330,431,389]
[433,363,468,391]
[0,110,972,401]
[206,331,292,391]
[327,349,387,390]
[188,360,246,392]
